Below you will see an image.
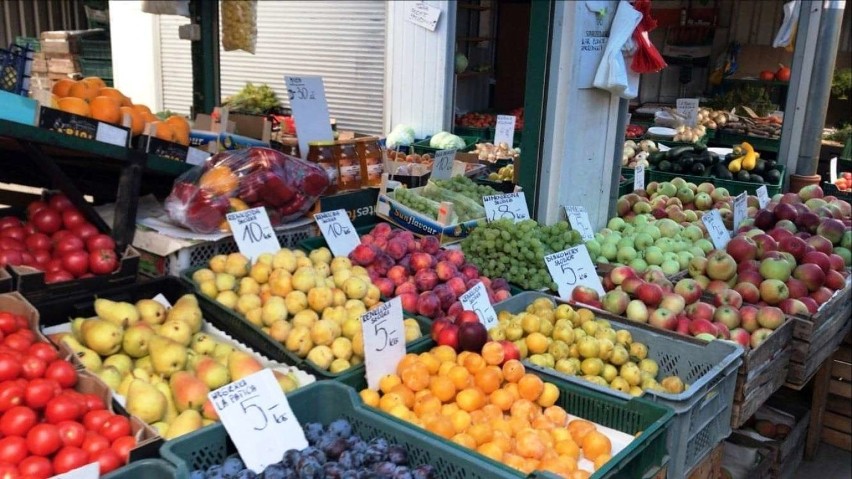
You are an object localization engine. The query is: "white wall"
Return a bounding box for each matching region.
[109,0,162,111]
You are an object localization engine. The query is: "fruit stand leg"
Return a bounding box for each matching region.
[805,356,834,459]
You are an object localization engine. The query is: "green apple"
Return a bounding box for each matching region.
[628,258,649,273]
[644,246,664,265]
[683,225,703,242]
[601,243,618,261]
[634,232,654,250]
[696,239,714,254]
[616,246,638,263]
[662,259,681,276]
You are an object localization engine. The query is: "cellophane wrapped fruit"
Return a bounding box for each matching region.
[165,147,329,233]
[221,0,257,54]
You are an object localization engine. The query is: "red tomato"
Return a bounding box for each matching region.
[23,223,38,236]
[110,435,135,463]
[0,382,25,412]
[24,379,61,410]
[44,270,74,284]
[50,230,76,244]
[18,251,35,267]
[86,234,115,252]
[60,251,89,278]
[44,361,77,389]
[0,237,24,251]
[0,406,37,437]
[30,249,51,266]
[44,259,64,273]
[0,250,23,267]
[99,416,130,442]
[81,431,110,456]
[13,316,27,332]
[57,421,86,448]
[0,227,25,242]
[20,356,46,380]
[26,343,58,363]
[3,334,31,352]
[18,456,52,479]
[26,201,48,220]
[52,447,89,474]
[0,313,17,334]
[0,217,21,230]
[0,436,28,464]
[44,396,81,424]
[80,394,105,413]
[31,208,62,235]
[89,249,118,275]
[83,410,113,432]
[48,195,73,213]
[53,236,84,256]
[71,223,98,241]
[58,390,88,414]
[0,463,19,479]
[0,352,21,381]
[26,423,62,456]
[92,448,123,474]
[61,210,87,231]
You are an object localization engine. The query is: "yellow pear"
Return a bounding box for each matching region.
[81,319,124,356]
[273,370,300,393]
[122,323,156,358]
[117,373,134,396]
[212,344,236,364]
[244,308,263,327]
[272,249,297,272]
[167,295,203,333]
[94,298,140,327]
[235,294,262,316]
[190,332,218,355]
[126,379,166,423]
[193,356,230,390]
[150,422,169,436]
[70,317,86,341]
[192,268,216,284]
[135,356,154,374]
[209,254,227,273]
[227,350,263,381]
[95,366,122,390]
[285,326,313,358]
[261,297,288,327]
[199,281,218,299]
[224,253,250,277]
[169,371,210,412]
[60,336,103,371]
[238,277,261,296]
[103,354,133,376]
[249,262,271,284]
[268,269,293,297]
[310,319,340,347]
[148,336,188,378]
[256,252,273,267]
[154,382,178,423]
[215,291,239,310]
[158,320,193,346]
[307,345,334,370]
[268,320,292,343]
[135,299,167,326]
[164,410,203,440]
[202,398,219,421]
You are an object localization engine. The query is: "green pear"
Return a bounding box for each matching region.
[158,320,193,346]
[117,373,134,396]
[193,356,230,390]
[134,356,154,375]
[212,344,236,364]
[149,336,188,378]
[164,409,203,440]
[70,317,87,341]
[61,337,103,371]
[154,381,179,423]
[190,333,217,355]
[122,323,156,358]
[167,295,203,333]
[135,299,167,326]
[81,319,124,356]
[169,371,210,412]
[126,379,167,423]
[95,298,140,327]
[149,421,169,436]
[227,351,263,381]
[95,366,122,390]
[274,370,300,393]
[103,354,133,376]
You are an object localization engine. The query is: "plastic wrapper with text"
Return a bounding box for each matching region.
[165,147,329,233]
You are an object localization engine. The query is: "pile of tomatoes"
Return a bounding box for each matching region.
[0,311,135,478]
[0,194,120,284]
[833,172,852,192]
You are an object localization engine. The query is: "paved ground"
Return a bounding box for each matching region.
[793,443,852,478]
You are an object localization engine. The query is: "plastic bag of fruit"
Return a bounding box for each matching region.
[221,0,257,54]
[165,147,329,233]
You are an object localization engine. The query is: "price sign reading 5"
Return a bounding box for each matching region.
[315,209,360,257]
[226,207,281,262]
[564,205,595,241]
[210,369,306,473]
[459,282,499,330]
[702,209,731,250]
[361,297,405,390]
[483,192,530,223]
[544,245,605,300]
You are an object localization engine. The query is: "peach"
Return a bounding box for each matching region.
[446,276,468,297]
[435,261,458,281]
[350,244,377,266]
[414,269,440,292]
[387,265,410,286]
[417,292,441,318]
[410,252,434,272]
[399,292,418,312]
[421,236,441,254]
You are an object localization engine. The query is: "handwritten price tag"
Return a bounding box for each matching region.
[483,192,530,223]
[405,2,441,31]
[633,165,645,191]
[430,149,457,180]
[702,209,731,249]
[493,115,517,146]
[315,209,360,258]
[226,207,281,262]
[285,76,334,160]
[733,192,748,231]
[95,122,128,147]
[676,98,700,127]
[362,297,405,390]
[459,282,499,330]
[53,462,99,479]
[210,369,305,473]
[756,185,770,209]
[544,245,604,300]
[564,206,595,241]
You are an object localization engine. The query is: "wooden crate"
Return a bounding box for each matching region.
[731,317,795,428]
[821,333,852,451]
[686,442,724,479]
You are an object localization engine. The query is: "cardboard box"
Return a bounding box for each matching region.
[47,57,79,74]
[375,190,483,244]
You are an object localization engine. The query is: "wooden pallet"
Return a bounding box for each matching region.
[687,442,724,479]
[821,333,852,451]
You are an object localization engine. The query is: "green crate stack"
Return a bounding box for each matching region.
[14,36,40,52]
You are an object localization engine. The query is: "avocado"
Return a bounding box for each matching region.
[765,160,777,170]
[713,163,733,180]
[736,170,751,182]
[672,162,684,173]
[649,151,667,165]
[680,156,695,170]
[750,174,765,183]
[765,169,781,184]
[691,163,706,176]
[754,159,766,173]
[658,160,672,172]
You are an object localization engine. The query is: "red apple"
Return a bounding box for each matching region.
[625,299,649,323]
[571,286,601,305]
[825,269,846,290]
[779,298,809,316]
[768,227,794,243]
[810,286,834,305]
[752,234,778,258]
[726,235,758,262]
[779,236,808,262]
[828,254,846,272]
[601,290,630,315]
[713,288,743,309]
[635,282,664,307]
[676,317,691,335]
[759,279,789,305]
[498,340,520,362]
[737,259,762,275]
[706,280,730,296]
[706,251,738,281]
[621,277,644,295]
[756,306,785,329]
[437,323,459,349]
[793,263,826,291]
[759,257,793,282]
[751,328,773,348]
[785,277,809,299]
[806,235,833,255]
[730,328,751,348]
[714,305,741,329]
[609,265,638,285]
[802,251,832,274]
[431,318,453,341]
[738,270,764,288]
[799,296,819,313]
[689,318,717,336]
[740,305,760,332]
[674,278,703,304]
[660,293,687,314]
[816,218,845,245]
[734,282,761,304]
[714,322,731,339]
[649,308,677,330]
[685,301,716,322]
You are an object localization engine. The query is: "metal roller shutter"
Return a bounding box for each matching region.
[159,1,386,134]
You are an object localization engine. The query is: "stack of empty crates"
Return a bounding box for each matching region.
[29,30,83,91]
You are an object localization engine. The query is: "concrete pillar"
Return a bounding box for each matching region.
[108,0,163,111]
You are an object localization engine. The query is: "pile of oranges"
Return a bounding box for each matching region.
[359,344,616,479]
[50,76,190,146]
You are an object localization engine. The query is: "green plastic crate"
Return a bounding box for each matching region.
[646,168,711,186]
[337,340,673,479]
[79,58,112,78]
[81,38,112,60]
[14,36,40,52]
[715,165,786,197]
[454,125,490,138]
[411,135,479,155]
[713,131,780,153]
[497,292,743,479]
[102,459,177,479]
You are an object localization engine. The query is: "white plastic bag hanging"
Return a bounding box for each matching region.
[773,1,799,49]
[141,0,190,16]
[593,1,642,99]
[222,0,258,54]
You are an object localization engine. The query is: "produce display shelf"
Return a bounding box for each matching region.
[495,292,743,479]
[713,132,780,153]
[453,125,490,138]
[647,165,785,197]
[103,459,177,479]
[337,339,673,479]
[410,135,480,155]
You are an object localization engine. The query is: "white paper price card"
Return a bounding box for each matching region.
[95,122,128,147]
[54,462,99,479]
[756,185,770,209]
[733,192,748,231]
[226,207,281,262]
[405,2,441,31]
[210,369,306,473]
[702,209,731,249]
[285,76,334,160]
[676,98,700,127]
[430,149,457,180]
[186,147,211,166]
[152,294,172,308]
[544,244,605,300]
[633,165,645,191]
[459,282,499,330]
[564,205,595,241]
[362,296,405,390]
[315,209,360,258]
[483,192,530,223]
[830,157,838,184]
[493,115,517,146]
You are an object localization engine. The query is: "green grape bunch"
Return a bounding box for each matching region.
[432,176,498,204]
[392,187,441,219]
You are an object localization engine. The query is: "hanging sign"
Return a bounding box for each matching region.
[430,149,457,180]
[493,115,516,146]
[676,98,700,127]
[702,209,731,249]
[564,206,595,241]
[633,165,645,191]
[733,192,748,231]
[756,185,770,209]
[405,2,441,31]
[285,76,334,160]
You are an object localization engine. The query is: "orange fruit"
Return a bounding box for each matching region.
[166,115,191,146]
[503,452,527,471]
[537,382,560,407]
[97,87,125,102]
[437,361,455,376]
[456,351,472,366]
[525,332,550,354]
[425,416,454,439]
[418,352,441,374]
[451,433,477,449]
[52,79,76,98]
[132,104,153,116]
[480,404,503,420]
[447,365,471,390]
[463,354,487,374]
[413,393,442,417]
[57,97,91,117]
[515,429,546,459]
[68,81,99,102]
[520,458,539,475]
[593,453,611,470]
[568,419,596,444]
[449,410,471,433]
[532,415,555,430]
[508,416,531,435]
[581,430,611,461]
[119,106,144,135]
[379,392,405,412]
[379,374,402,394]
[467,422,493,446]
[489,388,514,411]
[481,341,505,365]
[544,405,569,426]
[474,366,502,394]
[400,362,430,392]
[477,442,504,462]
[551,427,571,443]
[149,121,177,142]
[396,354,420,373]
[429,375,456,403]
[518,374,544,401]
[539,457,573,477]
[491,430,513,453]
[570,471,592,479]
[432,345,457,363]
[440,402,459,416]
[504,382,520,400]
[89,96,122,124]
[556,438,581,459]
[82,77,106,89]
[510,399,536,421]
[359,389,379,407]
[389,384,415,409]
[456,387,486,412]
[503,360,525,382]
